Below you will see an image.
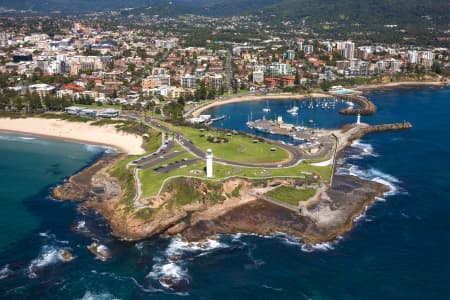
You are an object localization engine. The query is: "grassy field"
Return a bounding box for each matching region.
[266,186,316,206]
[159,122,290,164]
[138,152,331,199]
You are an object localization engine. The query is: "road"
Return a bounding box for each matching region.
[142,115,307,169]
[125,113,333,170]
[225,50,233,92]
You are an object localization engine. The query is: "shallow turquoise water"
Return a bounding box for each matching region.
[0,135,104,251]
[0,87,450,299]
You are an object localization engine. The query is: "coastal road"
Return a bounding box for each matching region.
[124,114,330,169]
[137,150,187,170]
[140,115,313,169]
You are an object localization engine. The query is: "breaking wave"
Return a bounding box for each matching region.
[349,140,379,158]
[300,236,344,253]
[337,164,401,197]
[0,265,12,280]
[147,236,229,293]
[28,245,66,278]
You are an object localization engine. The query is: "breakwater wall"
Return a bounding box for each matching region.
[336,94,377,116]
[348,122,413,145]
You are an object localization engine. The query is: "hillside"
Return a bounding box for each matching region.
[0,0,448,30]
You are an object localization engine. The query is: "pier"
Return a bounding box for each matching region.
[207,115,227,125]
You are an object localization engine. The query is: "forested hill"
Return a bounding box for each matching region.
[0,0,448,29]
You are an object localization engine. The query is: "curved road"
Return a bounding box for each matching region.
[140,116,332,169]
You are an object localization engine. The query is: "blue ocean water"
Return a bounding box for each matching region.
[1,87,450,299]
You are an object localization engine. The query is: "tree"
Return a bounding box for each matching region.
[207,88,216,100]
[86,80,95,90]
[127,63,136,73]
[295,70,300,85]
[29,92,42,112]
[431,61,443,74]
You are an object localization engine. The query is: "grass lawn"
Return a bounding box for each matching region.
[266,186,316,206]
[159,122,289,164]
[138,154,331,199]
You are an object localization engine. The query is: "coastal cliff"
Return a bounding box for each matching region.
[52,161,389,245]
[50,113,412,246]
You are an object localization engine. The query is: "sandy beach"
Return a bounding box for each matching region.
[0,117,145,155]
[191,93,331,117]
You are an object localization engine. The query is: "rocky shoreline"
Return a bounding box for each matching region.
[50,98,414,246]
[51,156,390,246]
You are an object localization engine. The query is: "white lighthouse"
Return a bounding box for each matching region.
[206,149,213,178]
[356,113,361,125]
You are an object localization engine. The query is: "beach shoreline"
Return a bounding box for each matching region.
[0,117,145,155]
[191,80,448,117]
[191,93,331,117]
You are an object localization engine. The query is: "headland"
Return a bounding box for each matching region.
[31,91,413,247]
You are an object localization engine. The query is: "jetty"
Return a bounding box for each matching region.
[207,115,227,125]
[334,94,377,116]
[347,122,413,143]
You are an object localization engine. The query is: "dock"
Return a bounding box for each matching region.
[207,115,227,125]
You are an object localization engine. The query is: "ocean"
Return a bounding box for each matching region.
[0,87,450,299]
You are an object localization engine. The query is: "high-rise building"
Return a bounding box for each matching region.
[343,41,355,60]
[285,50,296,60]
[181,74,197,89]
[207,74,223,90]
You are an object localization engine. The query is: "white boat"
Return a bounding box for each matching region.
[262,101,271,112]
[287,105,299,114]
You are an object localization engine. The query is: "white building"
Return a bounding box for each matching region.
[206,149,213,178]
[343,41,355,60]
[208,74,223,90]
[253,70,264,84]
[408,50,419,64]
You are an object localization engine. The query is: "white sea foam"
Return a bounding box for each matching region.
[337,164,401,197]
[272,233,301,247]
[84,144,104,153]
[38,231,52,238]
[230,232,339,254]
[147,236,228,291]
[135,242,144,250]
[353,205,370,223]
[262,284,284,292]
[0,134,48,145]
[0,265,11,280]
[165,236,228,257]
[84,144,117,154]
[27,245,72,278]
[300,236,343,253]
[74,220,90,234]
[78,291,121,300]
[350,140,379,158]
